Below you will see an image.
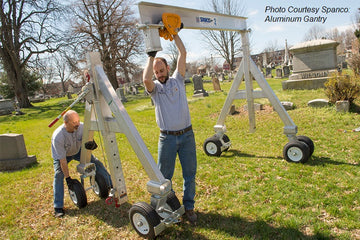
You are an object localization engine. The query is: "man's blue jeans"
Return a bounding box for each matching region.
[158,129,197,210]
[53,149,112,209]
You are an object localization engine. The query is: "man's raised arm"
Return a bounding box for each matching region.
[174,34,186,77]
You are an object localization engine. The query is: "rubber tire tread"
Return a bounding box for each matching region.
[203,136,222,157]
[70,179,87,208]
[166,191,181,211]
[93,173,109,199]
[283,140,310,164]
[129,202,160,239]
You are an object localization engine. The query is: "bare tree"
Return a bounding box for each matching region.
[201,0,244,71]
[69,0,142,89]
[349,8,360,75]
[166,42,179,73]
[303,25,327,41]
[0,0,65,107]
[354,8,360,41]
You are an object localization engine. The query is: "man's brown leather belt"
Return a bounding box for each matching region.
[160,125,192,136]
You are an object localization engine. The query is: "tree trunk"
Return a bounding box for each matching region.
[2,55,32,108]
[103,62,119,90]
[13,70,32,108]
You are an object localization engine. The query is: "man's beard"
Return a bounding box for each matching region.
[160,75,169,84]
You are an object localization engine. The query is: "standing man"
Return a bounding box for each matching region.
[51,110,112,217]
[143,34,197,225]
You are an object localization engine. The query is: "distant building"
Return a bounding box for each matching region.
[42,80,83,97]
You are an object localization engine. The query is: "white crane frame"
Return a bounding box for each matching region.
[138,1,314,165]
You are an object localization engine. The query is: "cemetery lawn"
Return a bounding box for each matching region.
[1,78,360,240]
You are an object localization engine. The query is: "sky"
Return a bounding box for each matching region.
[133,0,359,65]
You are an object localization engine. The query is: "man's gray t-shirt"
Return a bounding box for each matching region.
[150,71,191,131]
[51,123,83,160]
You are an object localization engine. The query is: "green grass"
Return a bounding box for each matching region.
[1,78,360,239]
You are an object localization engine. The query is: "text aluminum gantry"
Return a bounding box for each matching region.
[137,1,314,164]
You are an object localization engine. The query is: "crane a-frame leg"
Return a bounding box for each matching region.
[73,52,185,239]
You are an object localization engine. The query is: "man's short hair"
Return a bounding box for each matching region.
[154,57,168,67]
[63,110,77,122]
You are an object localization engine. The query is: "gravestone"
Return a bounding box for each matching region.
[336,100,349,112]
[212,76,222,92]
[131,85,139,95]
[307,99,329,108]
[218,73,224,82]
[265,68,272,78]
[244,103,263,111]
[281,101,294,110]
[275,68,283,78]
[192,74,208,97]
[0,99,15,116]
[283,66,290,77]
[0,134,37,171]
[115,87,127,102]
[228,72,233,81]
[283,39,339,90]
[228,105,237,115]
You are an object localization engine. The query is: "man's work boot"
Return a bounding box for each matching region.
[54,208,64,218]
[185,209,197,225]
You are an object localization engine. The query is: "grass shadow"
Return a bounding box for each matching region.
[350,102,360,113]
[191,211,333,240]
[150,211,333,240]
[306,155,359,167]
[221,149,283,160]
[66,199,132,228]
[67,201,333,239]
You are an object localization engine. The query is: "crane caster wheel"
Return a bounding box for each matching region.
[203,136,222,156]
[68,179,87,208]
[296,135,314,156]
[222,134,230,151]
[129,202,161,239]
[90,173,109,199]
[151,191,182,219]
[283,140,310,163]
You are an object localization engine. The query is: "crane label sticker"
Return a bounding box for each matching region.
[196,16,217,27]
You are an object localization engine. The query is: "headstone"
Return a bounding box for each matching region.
[218,73,224,82]
[307,99,329,108]
[266,68,272,78]
[281,101,294,110]
[275,68,283,78]
[283,66,290,77]
[228,72,233,81]
[284,39,339,90]
[131,85,139,95]
[212,76,222,92]
[335,100,349,112]
[0,99,15,116]
[263,52,268,67]
[0,134,37,171]
[342,61,348,69]
[244,103,263,111]
[284,39,289,66]
[228,105,237,115]
[192,74,208,97]
[115,87,127,102]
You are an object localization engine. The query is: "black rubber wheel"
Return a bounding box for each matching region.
[166,191,181,211]
[222,134,230,151]
[129,202,161,239]
[203,136,222,156]
[90,173,109,199]
[296,135,314,156]
[68,179,87,208]
[283,140,310,163]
